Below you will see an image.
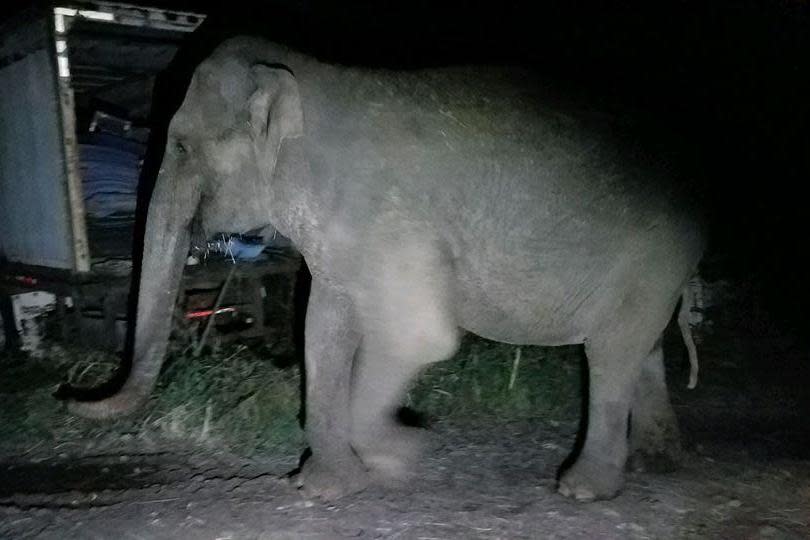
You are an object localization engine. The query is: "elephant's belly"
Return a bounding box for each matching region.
[454,278,589,347]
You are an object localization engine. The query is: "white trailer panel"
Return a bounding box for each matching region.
[0,15,77,270]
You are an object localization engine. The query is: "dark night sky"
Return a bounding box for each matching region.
[7,0,810,335]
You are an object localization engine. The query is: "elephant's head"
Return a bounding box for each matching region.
[67,41,304,418]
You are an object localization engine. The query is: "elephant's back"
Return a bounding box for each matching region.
[294,52,703,277]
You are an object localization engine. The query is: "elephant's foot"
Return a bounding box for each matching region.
[294,456,370,501]
[354,425,437,482]
[558,456,624,501]
[629,421,683,473]
[628,449,682,473]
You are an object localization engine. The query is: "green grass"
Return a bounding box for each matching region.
[150,344,304,453]
[409,336,581,424]
[0,343,305,456]
[0,334,581,456]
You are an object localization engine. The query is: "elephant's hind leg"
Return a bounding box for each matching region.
[557,334,643,501]
[351,348,446,481]
[351,238,460,481]
[628,339,683,472]
[557,271,686,501]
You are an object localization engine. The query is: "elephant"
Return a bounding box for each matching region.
[65,36,705,501]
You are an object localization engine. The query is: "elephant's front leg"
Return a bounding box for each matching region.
[296,279,368,499]
[350,239,460,482]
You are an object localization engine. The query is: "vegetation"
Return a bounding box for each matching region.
[0,334,580,457]
[408,336,581,424]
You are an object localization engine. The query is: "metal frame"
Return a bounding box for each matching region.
[1,2,205,350]
[50,2,205,273]
[0,0,205,345]
[55,3,204,33]
[1,2,204,275]
[51,9,91,272]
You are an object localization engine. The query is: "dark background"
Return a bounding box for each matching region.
[6,0,809,338]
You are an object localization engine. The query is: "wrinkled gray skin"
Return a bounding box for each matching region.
[69,37,705,502]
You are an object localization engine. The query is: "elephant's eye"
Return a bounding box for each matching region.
[175,140,188,155]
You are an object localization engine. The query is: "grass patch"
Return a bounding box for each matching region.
[150,344,303,453]
[0,334,582,456]
[408,335,581,424]
[0,343,305,457]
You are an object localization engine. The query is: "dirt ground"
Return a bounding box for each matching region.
[1,322,808,539]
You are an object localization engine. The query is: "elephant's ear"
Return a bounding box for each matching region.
[248,63,304,158]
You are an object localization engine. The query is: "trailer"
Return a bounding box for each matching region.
[0,2,302,355]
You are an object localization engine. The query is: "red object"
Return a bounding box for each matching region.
[185,306,237,319]
[14,275,38,286]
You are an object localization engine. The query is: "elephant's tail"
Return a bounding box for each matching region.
[678,285,700,389]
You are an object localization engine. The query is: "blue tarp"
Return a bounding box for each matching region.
[79,133,145,219]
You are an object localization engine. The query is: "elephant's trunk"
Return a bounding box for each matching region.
[67,168,200,419]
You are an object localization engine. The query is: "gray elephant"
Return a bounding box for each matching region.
[67,37,704,501]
